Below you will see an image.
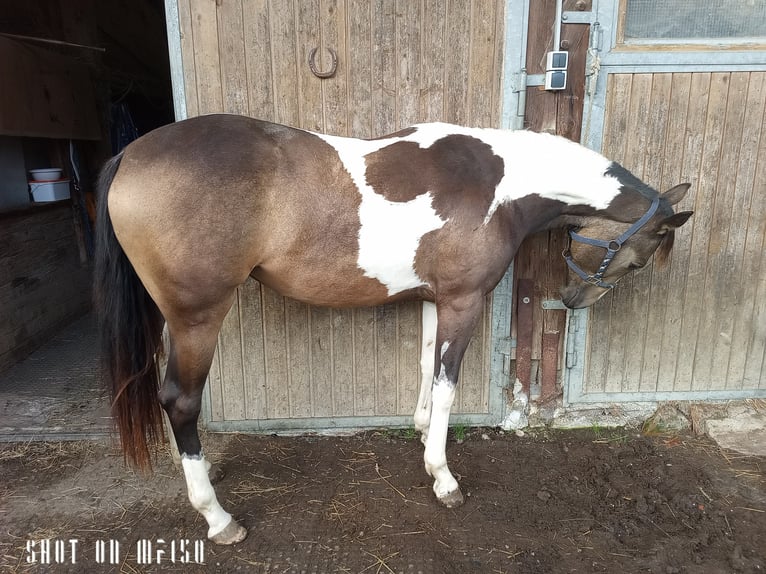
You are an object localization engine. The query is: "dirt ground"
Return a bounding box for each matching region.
[1,427,765,574]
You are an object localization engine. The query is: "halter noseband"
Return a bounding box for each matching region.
[563,196,661,289]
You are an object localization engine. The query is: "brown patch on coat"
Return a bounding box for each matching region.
[364,134,504,223]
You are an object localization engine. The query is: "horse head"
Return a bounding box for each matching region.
[560,179,693,309]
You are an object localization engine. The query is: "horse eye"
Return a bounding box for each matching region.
[628,262,642,270]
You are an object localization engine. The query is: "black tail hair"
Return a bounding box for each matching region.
[93,153,165,470]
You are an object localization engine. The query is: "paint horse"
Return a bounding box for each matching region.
[94,114,692,544]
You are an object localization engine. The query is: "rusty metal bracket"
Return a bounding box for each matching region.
[308,47,337,79]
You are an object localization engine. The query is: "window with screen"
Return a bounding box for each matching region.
[622,0,766,43]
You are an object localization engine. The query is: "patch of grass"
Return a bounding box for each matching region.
[452,424,467,442]
[383,427,417,440]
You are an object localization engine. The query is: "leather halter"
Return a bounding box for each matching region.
[563,196,661,289]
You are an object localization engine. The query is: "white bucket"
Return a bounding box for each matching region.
[30,180,70,202]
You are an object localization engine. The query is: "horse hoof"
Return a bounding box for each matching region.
[208,463,225,484]
[210,519,247,545]
[437,488,465,508]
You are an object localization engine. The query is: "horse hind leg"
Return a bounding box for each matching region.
[159,301,247,545]
[414,301,437,445]
[423,293,485,508]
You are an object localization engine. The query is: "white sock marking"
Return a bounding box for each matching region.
[424,376,459,498]
[414,302,437,435]
[181,455,232,538]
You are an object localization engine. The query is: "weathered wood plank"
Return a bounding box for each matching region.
[469,0,498,127]
[296,0,323,130]
[218,296,246,420]
[655,72,694,392]
[176,0,199,117]
[444,0,471,125]
[702,72,749,389]
[217,0,248,114]
[375,304,398,415]
[188,0,222,113]
[396,301,419,416]
[320,0,348,133]
[269,0,300,125]
[727,73,766,387]
[239,278,267,420]
[371,0,396,135]
[421,0,446,122]
[587,74,631,394]
[637,72,673,393]
[395,0,420,126]
[243,0,274,119]
[286,298,312,418]
[262,286,290,418]
[332,308,355,415]
[677,73,727,391]
[353,307,376,415]
[347,0,372,137]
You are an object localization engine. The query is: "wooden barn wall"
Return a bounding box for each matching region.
[585,72,766,394]
[175,0,504,424]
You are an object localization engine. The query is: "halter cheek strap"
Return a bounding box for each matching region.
[563,196,661,290]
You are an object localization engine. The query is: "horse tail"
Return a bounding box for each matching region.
[94,153,165,470]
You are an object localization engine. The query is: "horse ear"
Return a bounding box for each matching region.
[658,211,693,233]
[662,183,691,205]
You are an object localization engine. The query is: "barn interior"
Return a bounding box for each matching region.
[0,0,173,439]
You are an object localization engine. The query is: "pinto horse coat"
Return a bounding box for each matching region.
[95,114,692,544]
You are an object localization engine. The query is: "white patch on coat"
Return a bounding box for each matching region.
[414,301,438,437]
[424,375,459,498]
[181,455,233,538]
[480,129,622,222]
[314,124,622,292]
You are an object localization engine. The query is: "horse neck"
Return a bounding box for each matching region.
[489,131,626,233]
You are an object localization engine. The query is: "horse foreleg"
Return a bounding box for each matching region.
[414,301,437,444]
[423,294,484,508]
[159,314,247,545]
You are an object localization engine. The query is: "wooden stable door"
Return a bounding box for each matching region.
[172,0,507,429]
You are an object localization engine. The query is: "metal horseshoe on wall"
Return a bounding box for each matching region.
[308,47,338,79]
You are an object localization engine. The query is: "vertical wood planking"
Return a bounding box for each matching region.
[262,286,290,418]
[421,0,446,122]
[637,73,673,392]
[218,0,248,114]
[612,73,652,393]
[728,73,766,387]
[208,343,225,421]
[296,0,323,130]
[353,307,376,415]
[743,79,766,388]
[444,0,471,124]
[332,308,355,414]
[320,0,348,133]
[286,299,313,417]
[177,0,199,117]
[347,0,372,137]
[269,0,300,125]
[243,0,274,118]
[218,299,246,420]
[375,304,398,415]
[702,72,748,388]
[371,0,396,136]
[395,0,420,127]
[588,72,766,396]
[188,0,223,112]
[653,73,693,392]
[396,301,419,416]
[240,278,267,420]
[675,73,725,391]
